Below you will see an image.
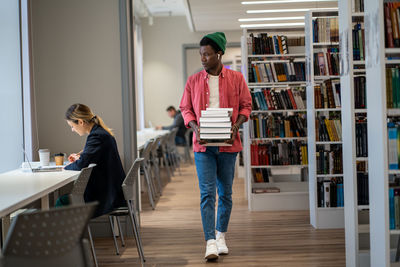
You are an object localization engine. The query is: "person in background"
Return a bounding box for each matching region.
[57,103,125,218]
[156,106,187,145]
[179,32,252,260]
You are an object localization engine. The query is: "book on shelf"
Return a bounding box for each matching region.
[384,2,400,48]
[316,145,343,174]
[252,187,281,194]
[312,17,339,43]
[200,108,233,146]
[248,61,306,83]
[353,0,364,13]
[386,67,400,108]
[390,187,396,229]
[247,33,305,55]
[315,115,342,142]
[356,118,368,157]
[357,172,369,206]
[353,22,365,61]
[252,168,270,183]
[250,140,308,166]
[354,76,366,109]
[313,48,340,76]
[317,178,344,207]
[314,79,341,109]
[249,113,307,139]
[251,87,306,111]
[388,122,399,170]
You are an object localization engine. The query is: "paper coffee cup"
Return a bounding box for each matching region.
[54,153,65,166]
[39,149,50,166]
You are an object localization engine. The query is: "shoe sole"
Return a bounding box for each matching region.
[218,250,229,255]
[205,253,219,260]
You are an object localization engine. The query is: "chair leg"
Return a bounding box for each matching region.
[171,150,181,175]
[146,163,158,199]
[162,151,172,180]
[87,225,99,267]
[167,151,176,173]
[149,161,161,197]
[128,202,146,264]
[108,216,120,255]
[116,216,126,247]
[152,159,163,196]
[142,165,155,209]
[184,146,190,163]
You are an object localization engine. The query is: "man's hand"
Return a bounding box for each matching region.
[225,124,239,144]
[189,120,207,145]
[155,125,162,130]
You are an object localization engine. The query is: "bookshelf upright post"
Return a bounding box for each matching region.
[365,0,390,265]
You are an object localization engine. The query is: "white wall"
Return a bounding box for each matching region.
[141,16,242,127]
[31,0,124,161]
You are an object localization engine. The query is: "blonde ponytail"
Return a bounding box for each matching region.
[65,103,114,136]
[92,115,114,136]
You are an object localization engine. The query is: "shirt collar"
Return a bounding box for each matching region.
[202,65,226,79]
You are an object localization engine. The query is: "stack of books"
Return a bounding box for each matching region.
[199,108,233,146]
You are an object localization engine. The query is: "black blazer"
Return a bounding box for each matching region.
[65,124,125,217]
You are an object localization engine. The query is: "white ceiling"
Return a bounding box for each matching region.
[141,0,338,32]
[143,0,186,16]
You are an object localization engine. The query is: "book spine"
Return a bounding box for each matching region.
[389,124,399,170]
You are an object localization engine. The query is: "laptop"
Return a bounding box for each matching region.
[23,149,63,173]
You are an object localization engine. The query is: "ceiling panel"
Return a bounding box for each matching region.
[188,0,337,31]
[140,0,338,31]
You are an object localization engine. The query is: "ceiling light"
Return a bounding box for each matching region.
[242,0,336,4]
[239,16,304,22]
[247,7,338,13]
[240,22,305,28]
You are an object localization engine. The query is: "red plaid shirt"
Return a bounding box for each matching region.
[179,66,252,152]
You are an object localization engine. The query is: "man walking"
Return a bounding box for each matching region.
[180,32,252,260]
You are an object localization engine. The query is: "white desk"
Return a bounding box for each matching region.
[137,128,169,149]
[0,169,80,243]
[0,129,169,244]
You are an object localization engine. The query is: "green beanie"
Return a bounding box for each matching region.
[204,32,226,54]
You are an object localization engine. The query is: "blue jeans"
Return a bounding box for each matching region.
[194,147,238,241]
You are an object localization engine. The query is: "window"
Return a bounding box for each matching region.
[0,0,24,173]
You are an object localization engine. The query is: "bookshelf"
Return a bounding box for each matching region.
[338,0,371,265]
[241,28,309,211]
[364,0,400,266]
[305,10,344,229]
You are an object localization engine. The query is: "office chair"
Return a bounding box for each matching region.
[68,164,98,267]
[0,203,97,267]
[108,158,146,264]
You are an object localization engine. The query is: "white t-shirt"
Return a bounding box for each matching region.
[208,75,220,108]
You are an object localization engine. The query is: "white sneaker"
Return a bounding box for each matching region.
[216,232,229,255]
[205,239,219,260]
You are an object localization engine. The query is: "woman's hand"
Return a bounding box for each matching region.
[68,153,80,163]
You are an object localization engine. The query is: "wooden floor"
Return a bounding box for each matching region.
[96,161,345,267]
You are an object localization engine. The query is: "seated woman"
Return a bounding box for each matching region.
[56,103,125,218]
